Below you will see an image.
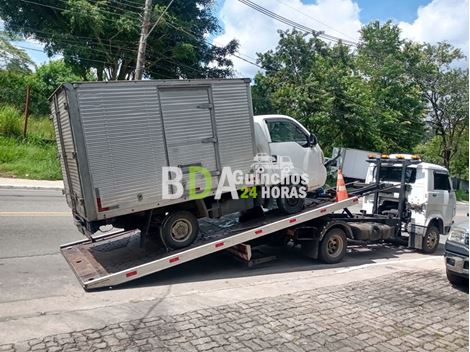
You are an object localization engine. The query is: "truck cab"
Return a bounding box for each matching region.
[362,154,457,238]
[253,114,327,191]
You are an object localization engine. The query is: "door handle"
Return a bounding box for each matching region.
[201,137,217,143]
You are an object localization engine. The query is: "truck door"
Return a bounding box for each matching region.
[265,118,326,190]
[159,87,219,192]
[428,171,456,227]
[51,89,86,217]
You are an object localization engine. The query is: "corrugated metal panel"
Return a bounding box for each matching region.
[212,82,255,173]
[71,79,255,220]
[159,87,219,193]
[54,89,85,216]
[50,96,72,208]
[76,85,167,209]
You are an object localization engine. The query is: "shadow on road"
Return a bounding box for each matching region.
[108,241,447,291]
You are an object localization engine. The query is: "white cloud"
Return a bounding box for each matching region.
[214,0,362,77]
[399,0,469,64]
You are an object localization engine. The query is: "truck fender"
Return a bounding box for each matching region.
[319,220,353,242]
[425,216,445,234]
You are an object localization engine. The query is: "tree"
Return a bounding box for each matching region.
[0,59,84,115]
[252,29,378,154]
[409,42,469,173]
[0,30,35,73]
[0,0,238,80]
[356,21,425,152]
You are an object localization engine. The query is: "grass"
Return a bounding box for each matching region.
[456,189,469,202]
[0,105,61,180]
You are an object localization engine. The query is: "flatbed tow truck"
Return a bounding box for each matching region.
[61,156,438,290]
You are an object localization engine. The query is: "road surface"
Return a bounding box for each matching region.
[0,188,468,349]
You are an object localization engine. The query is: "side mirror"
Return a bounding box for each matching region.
[309,133,317,147]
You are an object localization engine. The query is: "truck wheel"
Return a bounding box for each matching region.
[422,225,440,254]
[160,211,199,249]
[446,268,468,286]
[277,196,305,214]
[319,228,347,264]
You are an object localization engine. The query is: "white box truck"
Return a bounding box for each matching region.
[332,147,377,181]
[51,79,326,249]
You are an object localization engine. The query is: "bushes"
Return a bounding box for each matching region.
[0,135,61,179]
[0,105,22,137]
[0,105,61,179]
[0,105,55,141]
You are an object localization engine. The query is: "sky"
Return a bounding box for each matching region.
[5,0,469,76]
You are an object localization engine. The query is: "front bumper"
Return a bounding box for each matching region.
[444,251,469,277]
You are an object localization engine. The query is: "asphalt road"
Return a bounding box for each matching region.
[0,188,467,345]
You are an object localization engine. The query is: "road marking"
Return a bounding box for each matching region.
[0,212,70,217]
[336,256,441,273]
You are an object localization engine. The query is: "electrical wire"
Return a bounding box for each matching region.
[275,0,358,42]
[18,0,140,25]
[238,0,357,47]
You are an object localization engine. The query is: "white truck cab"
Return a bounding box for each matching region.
[253,114,327,191]
[362,154,457,237]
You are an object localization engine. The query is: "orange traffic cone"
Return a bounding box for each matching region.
[336,168,349,202]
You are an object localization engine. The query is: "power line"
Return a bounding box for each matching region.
[276,0,358,42]
[53,0,141,17]
[10,29,213,78]
[165,20,263,70]
[111,0,144,10]
[18,0,140,25]
[14,43,176,79]
[238,0,357,47]
[136,0,175,79]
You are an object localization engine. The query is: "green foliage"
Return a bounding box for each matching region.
[252,27,419,155]
[455,190,468,202]
[0,30,35,73]
[0,0,238,80]
[0,105,22,137]
[0,105,59,179]
[253,22,467,178]
[0,135,61,180]
[356,21,425,152]
[408,42,468,172]
[0,59,83,115]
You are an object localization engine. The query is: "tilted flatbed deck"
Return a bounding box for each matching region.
[61,195,361,290]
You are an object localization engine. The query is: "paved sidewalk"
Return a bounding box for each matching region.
[0,177,63,190]
[1,270,467,352]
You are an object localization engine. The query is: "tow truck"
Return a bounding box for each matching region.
[61,155,445,290]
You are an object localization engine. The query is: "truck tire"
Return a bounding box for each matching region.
[319,228,347,264]
[446,268,468,286]
[160,211,199,249]
[422,225,440,254]
[277,196,305,214]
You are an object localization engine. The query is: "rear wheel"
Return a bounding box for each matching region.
[160,210,199,249]
[422,225,440,254]
[319,228,347,264]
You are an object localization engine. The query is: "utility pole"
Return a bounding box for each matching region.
[135,0,153,80]
[23,85,31,138]
[135,0,176,80]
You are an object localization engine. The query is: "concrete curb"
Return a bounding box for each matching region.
[0,178,64,190]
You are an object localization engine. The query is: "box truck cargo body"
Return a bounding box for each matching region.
[332,147,377,181]
[50,79,256,225]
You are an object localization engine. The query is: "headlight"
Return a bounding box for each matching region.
[447,229,467,244]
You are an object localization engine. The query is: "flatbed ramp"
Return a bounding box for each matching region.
[61,196,360,290]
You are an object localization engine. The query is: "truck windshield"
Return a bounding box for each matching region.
[374,166,417,183]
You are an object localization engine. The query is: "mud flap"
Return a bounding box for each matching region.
[409,233,424,250]
[301,240,320,259]
[408,223,426,250]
